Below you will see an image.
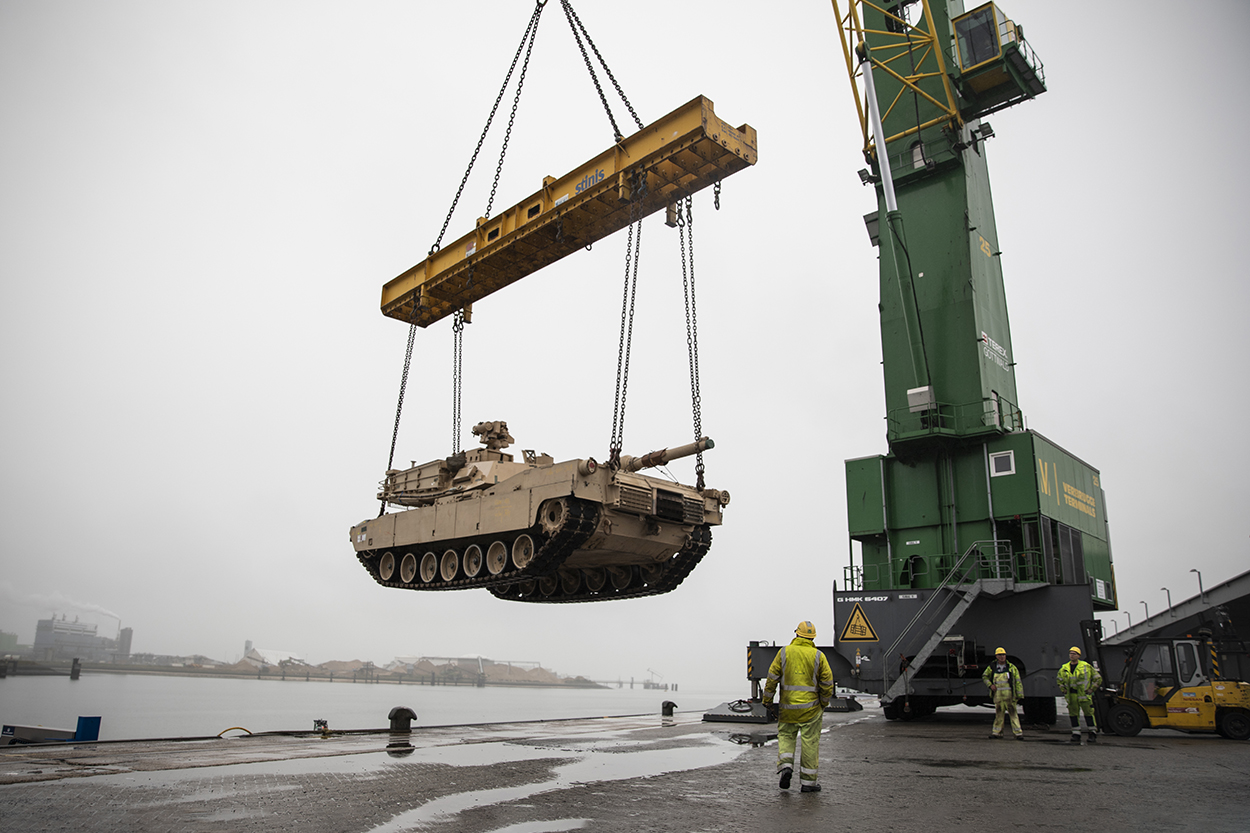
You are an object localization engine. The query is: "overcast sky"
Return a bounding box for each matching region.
[2,1,1247,691]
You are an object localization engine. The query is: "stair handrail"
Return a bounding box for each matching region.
[880,539,1012,696]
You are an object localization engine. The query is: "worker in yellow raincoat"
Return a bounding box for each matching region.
[1057,646,1103,743]
[982,647,1024,739]
[763,621,834,793]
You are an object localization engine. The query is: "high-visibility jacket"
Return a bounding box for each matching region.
[763,637,834,723]
[981,661,1023,700]
[1057,660,1102,698]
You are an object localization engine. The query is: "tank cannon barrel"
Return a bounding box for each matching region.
[621,438,714,473]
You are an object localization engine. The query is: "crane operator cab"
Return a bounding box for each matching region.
[951,3,1047,119]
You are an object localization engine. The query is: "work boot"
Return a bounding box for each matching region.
[989,733,1002,739]
[1014,734,1024,741]
[801,783,822,793]
[778,768,792,790]
[1069,734,1081,744]
[1088,732,1098,744]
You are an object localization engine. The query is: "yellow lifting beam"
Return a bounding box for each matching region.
[381,95,757,328]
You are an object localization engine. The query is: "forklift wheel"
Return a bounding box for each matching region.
[1107,703,1144,737]
[1218,710,1250,741]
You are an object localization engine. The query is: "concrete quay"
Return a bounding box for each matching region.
[2,705,1247,832]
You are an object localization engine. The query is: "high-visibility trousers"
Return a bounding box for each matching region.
[1065,693,1097,732]
[992,689,1022,736]
[776,711,823,786]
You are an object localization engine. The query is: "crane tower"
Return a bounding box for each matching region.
[830,1,1116,722]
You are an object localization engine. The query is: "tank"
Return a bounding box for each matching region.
[349,421,729,603]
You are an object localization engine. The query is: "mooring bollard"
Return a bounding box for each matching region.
[388,706,417,733]
[662,700,678,717]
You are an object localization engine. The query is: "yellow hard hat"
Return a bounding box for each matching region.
[796,621,816,639]
[1069,646,1082,655]
[995,647,1006,655]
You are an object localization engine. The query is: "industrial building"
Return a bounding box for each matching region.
[30,615,132,662]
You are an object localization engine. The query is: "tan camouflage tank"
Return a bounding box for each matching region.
[350,421,729,603]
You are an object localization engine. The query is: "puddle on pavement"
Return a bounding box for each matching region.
[364,734,745,832]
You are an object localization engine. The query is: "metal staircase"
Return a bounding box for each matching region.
[881,540,1017,703]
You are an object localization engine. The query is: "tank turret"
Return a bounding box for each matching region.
[350,422,727,603]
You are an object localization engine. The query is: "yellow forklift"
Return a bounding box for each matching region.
[1081,614,1250,740]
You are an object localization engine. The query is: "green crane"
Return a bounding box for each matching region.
[829,1,1116,723]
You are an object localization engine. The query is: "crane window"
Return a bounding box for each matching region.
[954,4,1002,71]
[990,450,1015,476]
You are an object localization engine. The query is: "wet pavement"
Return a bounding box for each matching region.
[2,706,1248,831]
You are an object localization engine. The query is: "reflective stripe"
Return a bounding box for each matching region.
[800,765,819,775]
[783,684,817,692]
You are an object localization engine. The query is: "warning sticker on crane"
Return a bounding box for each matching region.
[839,603,879,642]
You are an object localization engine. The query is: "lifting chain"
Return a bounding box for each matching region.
[561,0,643,140]
[384,3,546,491]
[607,170,647,469]
[383,301,421,515]
[677,196,706,490]
[451,309,465,454]
[428,1,545,253]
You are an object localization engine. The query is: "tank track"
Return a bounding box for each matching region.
[355,497,601,592]
[488,523,712,604]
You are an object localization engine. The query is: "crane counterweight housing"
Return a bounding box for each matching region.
[351,422,727,604]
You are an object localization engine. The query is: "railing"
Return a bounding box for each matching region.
[878,539,1011,696]
[844,539,1042,591]
[998,14,1045,86]
[887,394,1023,442]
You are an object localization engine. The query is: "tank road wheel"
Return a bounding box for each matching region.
[486,541,508,575]
[1107,703,1145,737]
[539,574,560,596]
[583,568,607,592]
[559,569,581,594]
[1219,710,1250,741]
[512,534,536,570]
[399,553,418,584]
[420,552,438,583]
[608,566,633,591]
[516,579,537,597]
[540,498,569,537]
[640,563,665,587]
[440,549,459,581]
[463,545,483,578]
[378,552,396,582]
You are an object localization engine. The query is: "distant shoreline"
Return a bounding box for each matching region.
[2,660,609,689]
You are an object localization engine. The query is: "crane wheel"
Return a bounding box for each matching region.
[1107,703,1144,737]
